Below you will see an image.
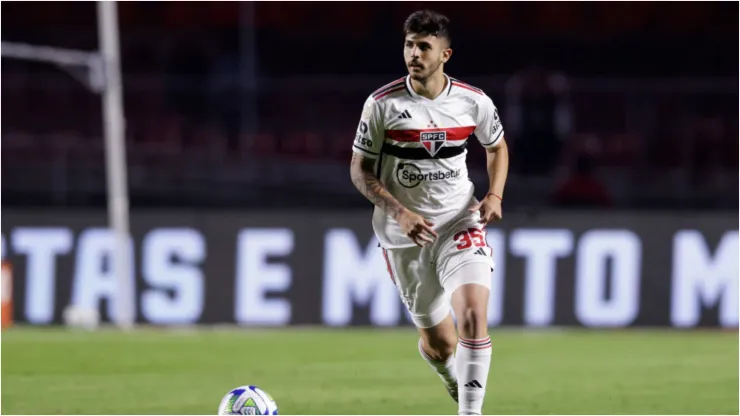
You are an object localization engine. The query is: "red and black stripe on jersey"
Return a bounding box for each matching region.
[372,78,406,100]
[372,77,405,95]
[382,143,467,160]
[383,126,476,160]
[385,126,475,143]
[450,77,484,95]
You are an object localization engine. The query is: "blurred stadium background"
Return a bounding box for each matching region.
[1,2,738,415]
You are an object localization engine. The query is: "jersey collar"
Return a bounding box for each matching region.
[405,73,452,103]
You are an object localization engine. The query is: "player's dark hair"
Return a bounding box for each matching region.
[403,10,451,46]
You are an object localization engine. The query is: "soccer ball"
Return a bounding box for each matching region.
[218,385,278,415]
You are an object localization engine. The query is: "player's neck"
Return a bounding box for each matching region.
[410,71,447,100]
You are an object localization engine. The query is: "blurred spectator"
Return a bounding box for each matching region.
[688,114,727,179]
[684,113,736,204]
[505,63,572,176]
[551,154,612,208]
[165,35,211,129]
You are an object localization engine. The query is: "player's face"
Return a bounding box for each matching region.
[404,34,451,81]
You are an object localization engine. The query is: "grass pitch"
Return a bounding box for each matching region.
[1,326,737,414]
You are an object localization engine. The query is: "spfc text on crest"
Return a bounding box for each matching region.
[420,131,447,156]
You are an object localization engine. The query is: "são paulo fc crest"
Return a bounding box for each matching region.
[420,131,447,156]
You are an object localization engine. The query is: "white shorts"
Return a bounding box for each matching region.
[380,212,495,328]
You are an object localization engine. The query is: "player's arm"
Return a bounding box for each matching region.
[470,96,509,223]
[482,138,509,203]
[349,97,437,246]
[350,154,437,246]
[350,154,406,222]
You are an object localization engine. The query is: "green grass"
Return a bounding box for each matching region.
[1,327,737,414]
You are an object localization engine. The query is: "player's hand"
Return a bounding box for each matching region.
[396,208,438,247]
[469,194,503,224]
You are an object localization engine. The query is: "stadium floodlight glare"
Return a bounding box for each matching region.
[1,1,134,329]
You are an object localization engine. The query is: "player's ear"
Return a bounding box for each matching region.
[442,47,453,63]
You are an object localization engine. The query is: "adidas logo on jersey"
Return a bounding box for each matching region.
[473,248,487,256]
[397,110,412,119]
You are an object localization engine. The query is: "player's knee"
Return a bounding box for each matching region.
[458,306,487,338]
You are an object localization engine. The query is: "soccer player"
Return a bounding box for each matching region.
[349,9,509,416]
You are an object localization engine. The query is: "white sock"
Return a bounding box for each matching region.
[418,338,458,389]
[456,336,492,415]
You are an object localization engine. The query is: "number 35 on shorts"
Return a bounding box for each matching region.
[453,227,489,250]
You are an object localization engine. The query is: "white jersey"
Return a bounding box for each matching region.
[352,74,505,248]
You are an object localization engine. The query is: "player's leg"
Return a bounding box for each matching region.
[435,214,495,415]
[417,312,459,402]
[381,246,460,402]
[446,265,492,416]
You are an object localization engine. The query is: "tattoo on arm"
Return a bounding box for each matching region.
[350,153,405,220]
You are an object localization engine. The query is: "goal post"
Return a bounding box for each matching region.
[96,0,134,330]
[1,1,134,329]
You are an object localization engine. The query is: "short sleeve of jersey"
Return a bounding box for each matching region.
[474,95,504,149]
[351,96,384,159]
